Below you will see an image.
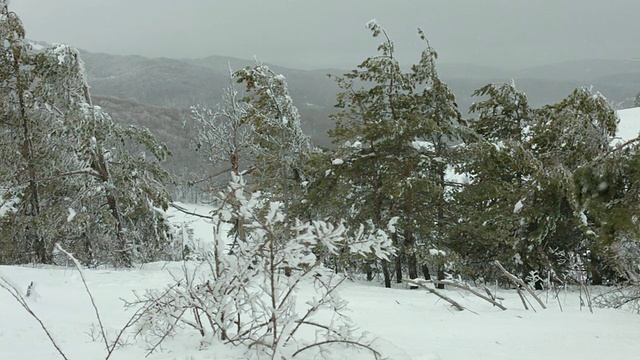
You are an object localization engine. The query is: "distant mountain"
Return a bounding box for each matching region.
[73,47,640,154]
[80,50,342,110]
[514,59,640,83]
[92,95,200,174]
[441,59,640,111]
[437,63,510,80]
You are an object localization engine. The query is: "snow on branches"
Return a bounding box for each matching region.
[129,174,390,359]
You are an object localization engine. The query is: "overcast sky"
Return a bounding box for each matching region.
[10,0,640,70]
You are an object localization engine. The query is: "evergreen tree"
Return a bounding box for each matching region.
[309,21,468,287]
[452,82,535,277]
[0,2,174,266]
[234,62,312,213]
[0,5,80,263]
[457,83,620,283]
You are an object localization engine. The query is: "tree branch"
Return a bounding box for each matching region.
[0,275,69,360]
[403,278,465,311]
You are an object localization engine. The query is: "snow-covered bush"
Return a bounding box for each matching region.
[128,175,392,359]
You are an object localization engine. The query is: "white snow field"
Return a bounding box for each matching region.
[1,109,640,360]
[616,107,640,143]
[2,202,640,360]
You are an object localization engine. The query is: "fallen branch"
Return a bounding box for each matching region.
[429,280,507,310]
[515,287,530,311]
[403,279,465,311]
[495,261,546,310]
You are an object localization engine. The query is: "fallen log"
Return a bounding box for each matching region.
[495,261,546,310]
[403,279,465,311]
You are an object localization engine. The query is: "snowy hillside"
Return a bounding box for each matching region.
[617,107,640,142]
[3,263,640,360]
[2,204,640,360]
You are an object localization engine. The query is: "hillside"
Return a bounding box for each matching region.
[77,50,640,163]
[2,203,640,359]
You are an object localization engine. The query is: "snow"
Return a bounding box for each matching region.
[332,158,344,165]
[27,40,45,51]
[410,140,434,152]
[2,204,640,359]
[66,208,76,222]
[2,265,640,359]
[513,199,525,214]
[615,107,640,144]
[428,249,446,256]
[445,165,470,185]
[51,43,71,65]
[0,195,19,217]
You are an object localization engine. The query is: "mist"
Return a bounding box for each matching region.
[12,0,640,70]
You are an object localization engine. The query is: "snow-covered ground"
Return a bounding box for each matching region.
[616,107,640,142]
[2,204,640,360]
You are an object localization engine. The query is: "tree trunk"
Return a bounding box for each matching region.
[436,267,445,289]
[393,232,402,283]
[93,149,130,267]
[395,256,403,283]
[404,229,418,280]
[382,260,391,288]
[365,260,374,281]
[15,50,46,264]
[407,253,418,280]
[422,264,431,281]
[106,192,131,267]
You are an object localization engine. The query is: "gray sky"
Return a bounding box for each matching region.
[10,0,640,70]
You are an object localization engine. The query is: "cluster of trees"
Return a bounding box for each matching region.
[295,21,640,287]
[189,21,640,288]
[196,21,639,288]
[0,3,174,266]
[2,0,640,291]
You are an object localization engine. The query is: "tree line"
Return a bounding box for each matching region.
[2,3,639,288]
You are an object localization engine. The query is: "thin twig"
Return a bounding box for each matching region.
[0,275,69,360]
[170,203,212,219]
[292,339,381,359]
[495,261,546,310]
[55,244,110,350]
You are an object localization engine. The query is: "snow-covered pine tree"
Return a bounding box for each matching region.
[0,2,174,266]
[45,46,174,266]
[190,77,251,178]
[451,82,537,277]
[234,62,312,216]
[0,4,83,263]
[457,83,621,284]
[523,87,618,284]
[313,21,468,287]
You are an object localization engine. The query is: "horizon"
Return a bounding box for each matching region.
[11,0,640,71]
[28,38,639,75]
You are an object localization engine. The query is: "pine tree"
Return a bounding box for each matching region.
[452,82,535,277]
[0,2,174,265]
[234,62,312,213]
[457,84,620,283]
[310,21,468,287]
[0,4,80,263]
